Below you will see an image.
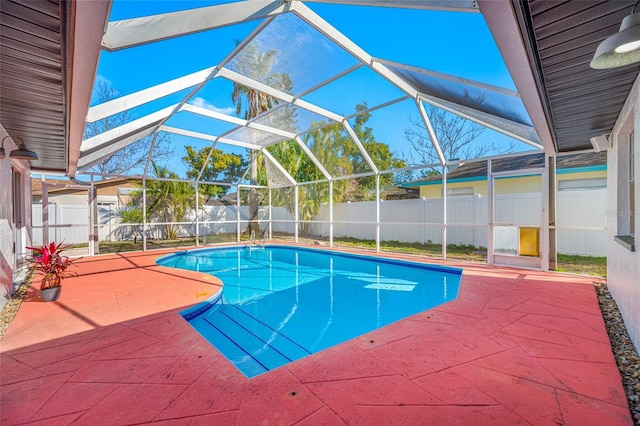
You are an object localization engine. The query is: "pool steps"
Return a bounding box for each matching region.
[190,303,311,377]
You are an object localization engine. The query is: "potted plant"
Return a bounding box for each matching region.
[27,241,79,302]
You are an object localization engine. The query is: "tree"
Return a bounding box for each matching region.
[260,105,405,234]
[404,104,487,173]
[261,131,349,236]
[182,145,247,198]
[117,204,143,244]
[84,81,173,175]
[145,162,199,240]
[404,103,516,179]
[230,42,293,236]
[345,104,406,201]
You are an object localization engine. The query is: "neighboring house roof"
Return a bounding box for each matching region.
[32,177,133,196]
[386,188,420,200]
[403,151,607,187]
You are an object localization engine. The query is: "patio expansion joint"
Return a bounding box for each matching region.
[113,290,121,311]
[35,412,86,425]
[353,402,502,408]
[552,387,566,426]
[2,331,98,356]
[291,405,340,426]
[409,346,514,382]
[360,332,416,352]
[510,298,603,320]
[149,408,240,424]
[516,315,609,345]
[0,354,45,383]
[67,355,184,386]
[230,375,251,420]
[158,341,214,385]
[17,371,76,424]
[30,384,120,425]
[472,360,571,393]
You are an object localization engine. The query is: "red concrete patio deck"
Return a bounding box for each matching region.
[0,245,632,425]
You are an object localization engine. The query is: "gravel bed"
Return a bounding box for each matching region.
[594,282,640,425]
[0,274,31,341]
[0,275,638,424]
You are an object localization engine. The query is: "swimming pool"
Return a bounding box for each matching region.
[157,245,462,377]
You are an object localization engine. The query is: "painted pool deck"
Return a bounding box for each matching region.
[0,245,632,425]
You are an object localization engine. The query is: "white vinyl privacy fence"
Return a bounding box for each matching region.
[32,188,607,256]
[311,189,606,256]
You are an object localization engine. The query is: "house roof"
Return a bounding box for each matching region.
[31,177,131,196]
[403,151,607,187]
[486,0,640,153]
[0,0,108,175]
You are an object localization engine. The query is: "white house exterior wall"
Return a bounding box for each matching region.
[607,74,640,352]
[0,125,33,310]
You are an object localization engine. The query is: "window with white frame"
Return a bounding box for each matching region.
[630,131,635,236]
[557,178,606,191]
[447,186,474,197]
[616,129,636,251]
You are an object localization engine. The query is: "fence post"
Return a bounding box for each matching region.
[487,159,494,265]
[442,166,447,260]
[268,188,272,242]
[329,180,333,247]
[42,176,49,247]
[88,175,96,256]
[236,184,241,243]
[195,182,199,247]
[142,177,147,252]
[376,174,380,252]
[422,197,427,244]
[294,184,299,243]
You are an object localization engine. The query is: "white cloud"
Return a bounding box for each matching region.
[190,97,235,115]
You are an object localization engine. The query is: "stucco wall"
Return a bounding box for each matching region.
[0,125,33,310]
[418,170,606,199]
[0,128,16,303]
[607,74,640,352]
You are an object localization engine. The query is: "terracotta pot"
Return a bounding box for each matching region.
[40,286,61,302]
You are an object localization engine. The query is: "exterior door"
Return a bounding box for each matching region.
[490,169,544,269]
[12,167,23,268]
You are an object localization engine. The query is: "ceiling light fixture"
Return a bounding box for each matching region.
[1,136,39,161]
[591,0,640,69]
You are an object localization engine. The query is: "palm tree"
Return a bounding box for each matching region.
[230,43,293,237]
[146,162,198,239]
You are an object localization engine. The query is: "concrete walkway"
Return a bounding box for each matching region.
[0,246,632,425]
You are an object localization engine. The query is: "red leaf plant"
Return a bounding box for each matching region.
[26,241,80,290]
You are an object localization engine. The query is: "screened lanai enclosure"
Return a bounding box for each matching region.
[31,0,607,271]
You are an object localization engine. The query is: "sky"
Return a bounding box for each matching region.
[89,0,533,180]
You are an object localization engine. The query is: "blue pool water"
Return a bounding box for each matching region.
[157,245,462,377]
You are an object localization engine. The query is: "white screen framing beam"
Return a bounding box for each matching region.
[184,101,297,140]
[416,98,446,166]
[78,126,156,170]
[159,126,263,150]
[80,104,177,153]
[301,0,479,12]
[262,149,296,187]
[291,2,419,99]
[342,120,379,174]
[87,67,217,123]
[419,94,543,149]
[102,1,291,51]
[180,103,247,126]
[219,68,344,122]
[374,58,519,98]
[294,136,331,181]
